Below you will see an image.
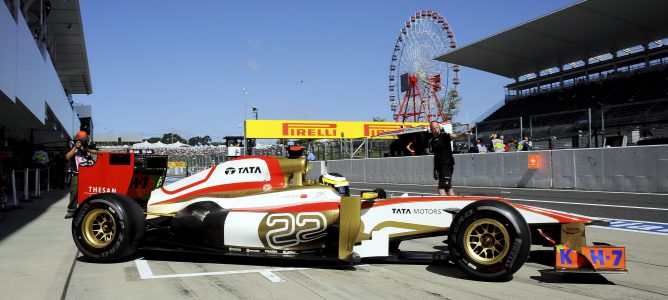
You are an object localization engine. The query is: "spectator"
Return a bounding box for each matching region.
[490,134,506,152]
[518,135,532,151]
[475,138,488,153]
[64,131,98,219]
[507,138,518,151]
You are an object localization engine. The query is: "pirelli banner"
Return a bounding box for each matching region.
[245,120,428,139]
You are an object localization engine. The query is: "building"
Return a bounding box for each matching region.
[437,0,668,149]
[0,0,92,167]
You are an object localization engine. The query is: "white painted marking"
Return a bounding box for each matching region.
[259,271,284,283]
[134,258,368,282]
[598,217,668,225]
[135,258,154,279]
[505,198,668,212]
[589,226,668,236]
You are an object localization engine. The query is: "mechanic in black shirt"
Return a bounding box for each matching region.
[428,121,470,196]
[64,131,98,219]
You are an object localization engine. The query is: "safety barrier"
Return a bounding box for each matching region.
[321,144,668,193]
[3,167,52,210]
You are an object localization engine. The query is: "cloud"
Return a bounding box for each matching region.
[247,59,261,71]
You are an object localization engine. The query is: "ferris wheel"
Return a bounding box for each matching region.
[389,10,460,123]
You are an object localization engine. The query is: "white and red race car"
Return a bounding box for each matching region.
[71,149,626,281]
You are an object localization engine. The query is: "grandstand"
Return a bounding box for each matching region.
[437,0,668,149]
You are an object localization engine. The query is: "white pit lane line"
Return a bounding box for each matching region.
[135,258,307,282]
[135,259,370,282]
[349,188,668,236]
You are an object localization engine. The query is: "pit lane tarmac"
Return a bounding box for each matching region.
[2,190,667,300]
[59,227,668,300]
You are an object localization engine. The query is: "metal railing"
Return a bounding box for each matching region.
[472,98,668,150]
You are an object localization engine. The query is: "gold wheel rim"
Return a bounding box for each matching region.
[463,218,510,265]
[81,208,116,248]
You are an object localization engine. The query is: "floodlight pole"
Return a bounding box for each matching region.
[243,88,248,155]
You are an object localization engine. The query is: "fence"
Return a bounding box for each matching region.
[291,140,395,161]
[473,98,668,150]
[166,154,226,176]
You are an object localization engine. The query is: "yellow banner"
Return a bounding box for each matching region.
[168,161,187,168]
[246,120,428,139]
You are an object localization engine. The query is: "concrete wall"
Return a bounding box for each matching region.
[321,145,668,193]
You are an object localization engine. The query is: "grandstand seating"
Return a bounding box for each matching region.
[474,64,668,149]
[484,66,668,122]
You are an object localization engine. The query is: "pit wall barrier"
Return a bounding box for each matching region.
[319,145,668,193]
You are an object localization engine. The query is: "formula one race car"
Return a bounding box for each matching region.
[71,149,626,281]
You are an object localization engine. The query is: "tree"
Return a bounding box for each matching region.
[146,137,161,143]
[372,116,386,122]
[161,133,186,144]
[188,135,212,146]
[445,90,463,121]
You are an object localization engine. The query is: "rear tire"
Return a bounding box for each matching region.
[72,193,145,262]
[448,200,531,281]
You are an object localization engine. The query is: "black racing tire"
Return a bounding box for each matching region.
[72,193,145,262]
[448,200,531,281]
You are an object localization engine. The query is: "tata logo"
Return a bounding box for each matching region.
[282,123,337,137]
[364,124,410,137]
[225,166,261,175]
[238,166,261,174]
[392,208,411,214]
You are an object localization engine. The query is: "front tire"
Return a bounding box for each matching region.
[72,193,145,262]
[448,200,531,281]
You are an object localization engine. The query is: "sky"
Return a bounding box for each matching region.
[76,0,579,141]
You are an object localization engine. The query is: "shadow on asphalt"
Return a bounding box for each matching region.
[0,189,68,243]
[527,249,555,266]
[425,264,473,280]
[527,250,615,284]
[132,249,359,271]
[532,271,614,284]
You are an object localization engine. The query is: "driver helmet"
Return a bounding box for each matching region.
[318,173,350,196]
